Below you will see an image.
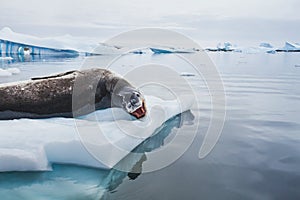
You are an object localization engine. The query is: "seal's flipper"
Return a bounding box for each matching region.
[31,70,78,80]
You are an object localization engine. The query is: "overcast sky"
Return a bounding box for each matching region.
[0,0,299,45]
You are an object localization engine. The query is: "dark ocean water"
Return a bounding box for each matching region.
[0,52,300,200]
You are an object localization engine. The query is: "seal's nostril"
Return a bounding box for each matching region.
[131,98,137,104]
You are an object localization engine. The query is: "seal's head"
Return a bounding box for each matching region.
[121,90,147,119]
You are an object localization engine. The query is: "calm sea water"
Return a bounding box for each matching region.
[0,52,300,200]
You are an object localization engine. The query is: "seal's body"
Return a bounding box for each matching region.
[0,68,146,120]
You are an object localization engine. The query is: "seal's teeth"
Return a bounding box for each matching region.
[131,102,146,119]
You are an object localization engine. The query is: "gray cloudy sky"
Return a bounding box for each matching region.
[0,0,299,45]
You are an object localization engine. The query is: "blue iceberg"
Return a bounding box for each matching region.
[0,39,79,60]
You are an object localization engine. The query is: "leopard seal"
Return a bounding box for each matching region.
[0,68,146,120]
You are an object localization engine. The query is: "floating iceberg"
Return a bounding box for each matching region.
[0,39,80,58]
[0,27,97,53]
[206,42,279,54]
[259,43,273,48]
[217,42,235,51]
[180,72,196,77]
[240,47,276,54]
[266,49,276,54]
[0,27,124,59]
[1,27,198,56]
[91,43,124,55]
[130,48,148,54]
[277,42,300,52]
[150,47,194,54]
[243,43,276,54]
[259,43,276,54]
[206,42,240,52]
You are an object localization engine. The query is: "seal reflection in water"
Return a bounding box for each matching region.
[0,68,147,120]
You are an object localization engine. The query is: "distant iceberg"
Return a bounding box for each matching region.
[238,46,276,54]
[259,43,273,48]
[0,27,84,60]
[0,27,97,53]
[0,39,80,58]
[92,42,124,55]
[266,50,276,54]
[206,42,240,52]
[217,42,235,51]
[149,47,194,54]
[258,42,276,54]
[206,42,279,54]
[277,42,300,52]
[0,27,126,61]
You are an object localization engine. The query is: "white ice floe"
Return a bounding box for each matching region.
[0,95,194,172]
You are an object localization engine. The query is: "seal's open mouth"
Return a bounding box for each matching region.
[130,101,147,119]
